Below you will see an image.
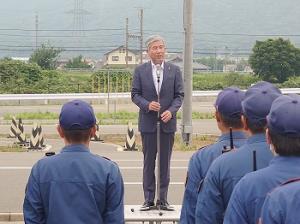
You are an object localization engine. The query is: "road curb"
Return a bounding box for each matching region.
[0,213,23,221]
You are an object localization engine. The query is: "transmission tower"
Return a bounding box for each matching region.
[35,12,39,49]
[67,0,90,37]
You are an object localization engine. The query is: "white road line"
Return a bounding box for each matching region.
[0,166,187,170]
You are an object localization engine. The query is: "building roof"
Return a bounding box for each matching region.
[104,45,140,56]
[167,56,210,70]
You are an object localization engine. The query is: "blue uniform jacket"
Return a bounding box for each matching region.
[180,131,246,224]
[224,156,300,224]
[195,133,273,224]
[261,178,300,224]
[23,144,124,224]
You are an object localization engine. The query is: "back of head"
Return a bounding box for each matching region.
[59,100,96,143]
[215,87,245,129]
[267,94,300,156]
[242,81,281,133]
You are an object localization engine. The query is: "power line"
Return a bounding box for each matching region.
[1,27,300,37]
[0,28,125,32]
[0,33,124,38]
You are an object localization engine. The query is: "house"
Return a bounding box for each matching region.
[167,56,210,72]
[103,46,140,67]
[223,64,237,72]
[243,65,253,73]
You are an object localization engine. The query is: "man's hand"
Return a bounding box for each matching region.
[148,101,161,112]
[161,110,172,123]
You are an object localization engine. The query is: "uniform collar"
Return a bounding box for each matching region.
[269,155,300,166]
[218,131,246,142]
[246,133,266,144]
[61,144,90,153]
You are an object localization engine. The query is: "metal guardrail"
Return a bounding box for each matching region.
[0,88,298,101]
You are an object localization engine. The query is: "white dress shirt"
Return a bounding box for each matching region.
[151,61,164,94]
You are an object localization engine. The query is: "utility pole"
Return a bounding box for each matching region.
[125,18,129,68]
[125,9,144,65]
[214,46,217,71]
[35,12,38,50]
[181,0,193,145]
[139,8,143,64]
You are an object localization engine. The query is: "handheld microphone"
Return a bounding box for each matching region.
[156,64,162,83]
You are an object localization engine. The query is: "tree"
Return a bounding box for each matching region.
[65,55,92,69]
[29,43,62,70]
[249,38,300,82]
[195,57,225,71]
[0,59,42,93]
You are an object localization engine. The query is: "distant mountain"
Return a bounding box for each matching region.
[0,0,299,58]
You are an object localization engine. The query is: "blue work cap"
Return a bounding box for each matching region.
[242,83,281,123]
[215,87,245,118]
[267,94,300,137]
[246,81,281,98]
[59,100,96,130]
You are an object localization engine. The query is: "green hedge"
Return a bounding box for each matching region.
[0,59,299,94]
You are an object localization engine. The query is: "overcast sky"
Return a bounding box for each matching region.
[0,0,299,58]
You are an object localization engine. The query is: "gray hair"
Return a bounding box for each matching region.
[145,35,166,50]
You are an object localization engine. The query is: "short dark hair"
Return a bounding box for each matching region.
[269,129,300,156]
[244,116,266,134]
[62,128,92,143]
[219,113,243,129]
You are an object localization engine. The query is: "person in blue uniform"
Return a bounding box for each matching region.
[180,87,246,224]
[224,94,300,224]
[260,179,300,224]
[195,81,281,224]
[23,100,124,224]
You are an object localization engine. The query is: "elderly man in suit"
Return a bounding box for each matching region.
[131,35,184,211]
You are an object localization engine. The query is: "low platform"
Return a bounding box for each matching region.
[125,205,181,223]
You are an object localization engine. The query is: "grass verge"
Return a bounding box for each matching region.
[0,134,217,152]
[3,111,214,125]
[0,145,27,152]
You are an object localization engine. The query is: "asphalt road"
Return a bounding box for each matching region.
[0,139,194,213]
[0,102,219,220]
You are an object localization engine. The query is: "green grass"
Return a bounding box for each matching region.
[92,133,217,151]
[193,72,260,90]
[177,112,214,119]
[4,111,58,120]
[0,145,27,152]
[3,111,214,124]
[173,134,217,151]
[0,133,217,152]
[61,71,93,77]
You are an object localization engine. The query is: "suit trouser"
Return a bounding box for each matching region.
[141,131,174,203]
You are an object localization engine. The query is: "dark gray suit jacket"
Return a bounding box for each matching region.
[131,61,184,133]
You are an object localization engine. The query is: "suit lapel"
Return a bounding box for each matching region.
[160,62,170,95]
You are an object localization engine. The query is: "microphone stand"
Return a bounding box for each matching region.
[156,65,161,212]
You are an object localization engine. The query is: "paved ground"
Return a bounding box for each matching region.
[0,139,193,212]
[0,223,23,224]
[0,102,218,222]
